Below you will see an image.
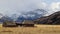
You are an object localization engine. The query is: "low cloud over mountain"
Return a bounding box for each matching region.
[0,0,60,24]
[0,9,47,22]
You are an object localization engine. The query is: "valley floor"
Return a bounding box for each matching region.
[0,24,60,34]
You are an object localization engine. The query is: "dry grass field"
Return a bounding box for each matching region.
[0,24,60,34]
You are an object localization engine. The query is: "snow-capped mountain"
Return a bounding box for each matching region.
[1,16,13,22]
[0,9,47,23]
[0,13,3,19]
[16,9,47,22]
[0,13,4,23]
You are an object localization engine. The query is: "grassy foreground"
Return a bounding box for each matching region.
[0,24,60,34]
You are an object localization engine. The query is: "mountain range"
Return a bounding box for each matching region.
[0,9,60,24]
[0,9,47,23]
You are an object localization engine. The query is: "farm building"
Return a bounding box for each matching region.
[3,20,34,27]
[16,20,34,27]
[21,20,34,27]
[3,20,17,27]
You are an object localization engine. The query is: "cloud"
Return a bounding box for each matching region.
[37,2,47,9]
[1,0,60,18]
[0,0,47,16]
[50,2,60,11]
[45,2,60,16]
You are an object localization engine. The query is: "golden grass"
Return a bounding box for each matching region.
[0,24,60,34]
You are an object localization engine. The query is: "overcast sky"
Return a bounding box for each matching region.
[0,0,60,16]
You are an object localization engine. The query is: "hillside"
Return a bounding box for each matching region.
[34,11,60,24]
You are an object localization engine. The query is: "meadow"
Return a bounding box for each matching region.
[0,24,60,34]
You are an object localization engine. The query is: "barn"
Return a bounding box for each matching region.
[3,20,35,27]
[3,20,17,27]
[21,20,34,27]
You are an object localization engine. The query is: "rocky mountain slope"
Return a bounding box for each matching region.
[34,11,60,25]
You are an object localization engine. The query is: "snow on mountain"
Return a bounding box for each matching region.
[0,9,47,23]
[0,13,3,19]
[16,9,47,21]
